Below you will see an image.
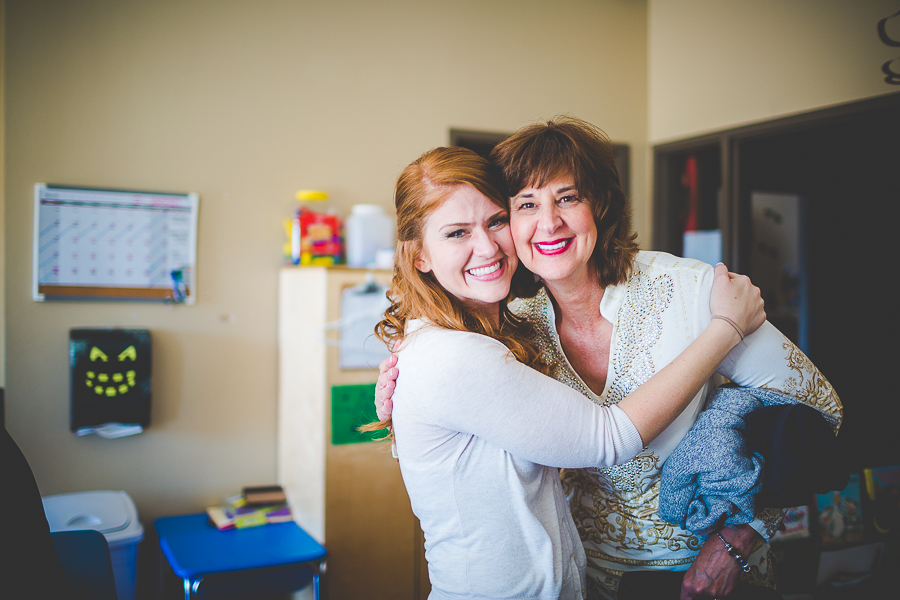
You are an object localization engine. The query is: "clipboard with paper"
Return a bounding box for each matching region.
[324,275,392,370]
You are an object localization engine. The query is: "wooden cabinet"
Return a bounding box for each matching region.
[277,266,429,600]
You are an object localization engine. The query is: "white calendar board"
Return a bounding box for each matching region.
[33,184,199,303]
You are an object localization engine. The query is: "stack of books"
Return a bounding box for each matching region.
[206,485,292,530]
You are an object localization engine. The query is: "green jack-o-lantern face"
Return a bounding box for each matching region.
[85,345,138,397]
[69,328,152,433]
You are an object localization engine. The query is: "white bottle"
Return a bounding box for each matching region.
[345,204,394,268]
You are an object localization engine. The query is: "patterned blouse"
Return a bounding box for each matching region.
[513,251,842,599]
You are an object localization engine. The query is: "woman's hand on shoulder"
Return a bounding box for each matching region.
[374,352,399,421]
[709,263,766,341]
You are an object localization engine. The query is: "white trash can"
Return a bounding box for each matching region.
[43,490,144,600]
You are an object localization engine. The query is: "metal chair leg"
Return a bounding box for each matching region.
[183,577,202,600]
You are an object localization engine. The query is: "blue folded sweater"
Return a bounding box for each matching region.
[658,386,798,536]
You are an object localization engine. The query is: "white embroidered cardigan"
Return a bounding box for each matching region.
[513,251,842,599]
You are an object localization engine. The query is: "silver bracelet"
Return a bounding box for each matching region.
[716,532,750,572]
[711,315,745,341]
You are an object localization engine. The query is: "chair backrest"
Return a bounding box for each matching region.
[51,530,118,600]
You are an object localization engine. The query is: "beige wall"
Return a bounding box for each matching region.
[0,0,5,388]
[4,0,648,523]
[648,0,900,142]
[0,0,5,390]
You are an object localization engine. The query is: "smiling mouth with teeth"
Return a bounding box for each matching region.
[536,239,572,252]
[468,260,502,277]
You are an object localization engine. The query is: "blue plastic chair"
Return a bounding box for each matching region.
[51,529,118,600]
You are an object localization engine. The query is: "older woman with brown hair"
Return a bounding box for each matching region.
[377,117,842,599]
[368,144,765,600]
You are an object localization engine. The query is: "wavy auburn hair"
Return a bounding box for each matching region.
[490,115,639,297]
[361,147,547,437]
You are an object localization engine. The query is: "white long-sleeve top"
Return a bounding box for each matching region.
[392,319,644,600]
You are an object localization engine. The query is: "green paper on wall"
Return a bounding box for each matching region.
[331,384,382,445]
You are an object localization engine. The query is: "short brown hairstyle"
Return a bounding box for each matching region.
[491,115,639,295]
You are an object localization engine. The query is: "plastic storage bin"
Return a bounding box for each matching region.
[43,490,144,600]
[345,204,394,268]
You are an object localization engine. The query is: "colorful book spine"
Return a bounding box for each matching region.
[206,495,293,530]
